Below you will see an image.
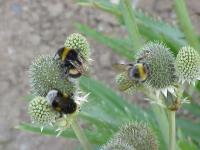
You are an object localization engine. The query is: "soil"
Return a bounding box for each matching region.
[0,0,199,150]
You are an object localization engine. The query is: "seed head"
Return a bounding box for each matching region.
[110,122,158,150]
[101,139,134,150]
[28,96,58,126]
[29,55,76,96]
[175,46,200,84]
[137,42,177,90]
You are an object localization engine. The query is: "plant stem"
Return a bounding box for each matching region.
[168,110,176,150]
[71,118,92,150]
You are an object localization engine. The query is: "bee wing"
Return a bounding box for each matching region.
[112,64,133,73]
[68,60,90,77]
[118,83,133,91]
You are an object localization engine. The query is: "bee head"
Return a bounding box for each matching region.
[129,64,141,80]
[54,47,65,60]
[129,63,148,82]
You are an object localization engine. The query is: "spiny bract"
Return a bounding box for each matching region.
[137,42,177,90]
[175,46,200,83]
[29,55,76,96]
[28,96,58,126]
[101,139,134,150]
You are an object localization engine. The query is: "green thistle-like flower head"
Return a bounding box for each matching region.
[28,96,58,126]
[109,122,158,150]
[29,55,76,96]
[175,46,200,84]
[137,42,177,90]
[101,139,134,150]
[64,33,90,61]
[115,72,140,94]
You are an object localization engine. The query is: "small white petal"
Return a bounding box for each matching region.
[155,91,160,98]
[162,89,168,98]
[192,81,196,86]
[168,87,177,97]
[181,80,185,85]
[144,98,151,101]
[56,130,63,137]
[40,126,44,133]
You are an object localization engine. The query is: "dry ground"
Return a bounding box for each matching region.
[0,0,199,150]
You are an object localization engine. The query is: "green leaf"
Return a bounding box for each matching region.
[76,0,187,54]
[79,76,148,122]
[174,0,200,51]
[79,77,167,150]
[177,119,200,144]
[76,23,135,60]
[16,122,105,144]
[119,0,142,49]
[178,139,199,150]
[183,102,200,118]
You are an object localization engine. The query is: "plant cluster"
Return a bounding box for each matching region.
[17,0,200,150]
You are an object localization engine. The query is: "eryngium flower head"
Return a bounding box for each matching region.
[64,33,90,61]
[115,72,140,94]
[110,122,158,150]
[29,55,76,96]
[101,139,134,150]
[175,46,200,84]
[28,96,57,126]
[137,42,177,90]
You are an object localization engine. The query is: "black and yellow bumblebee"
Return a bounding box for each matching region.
[46,89,77,116]
[113,62,150,82]
[113,60,150,91]
[54,47,86,78]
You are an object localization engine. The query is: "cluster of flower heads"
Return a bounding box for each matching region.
[101,121,158,150]
[115,42,200,97]
[28,33,90,132]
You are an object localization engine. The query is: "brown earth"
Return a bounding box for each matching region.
[0,0,200,150]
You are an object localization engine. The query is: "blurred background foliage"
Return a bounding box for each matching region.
[15,0,200,150]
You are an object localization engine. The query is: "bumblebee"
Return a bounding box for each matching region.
[54,47,86,78]
[46,89,77,116]
[113,62,150,82]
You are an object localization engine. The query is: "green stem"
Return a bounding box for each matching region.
[174,0,200,51]
[168,110,176,150]
[120,0,142,50]
[71,118,92,150]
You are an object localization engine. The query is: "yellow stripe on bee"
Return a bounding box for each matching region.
[137,64,147,81]
[61,47,71,61]
[63,93,68,98]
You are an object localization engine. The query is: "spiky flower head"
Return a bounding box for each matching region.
[28,96,58,126]
[137,42,177,91]
[101,139,134,150]
[64,33,90,62]
[115,72,140,94]
[29,55,76,96]
[109,122,158,150]
[175,46,200,84]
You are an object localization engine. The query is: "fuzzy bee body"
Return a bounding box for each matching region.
[46,90,77,116]
[54,47,85,78]
[128,63,149,82]
[113,63,150,82]
[113,62,150,92]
